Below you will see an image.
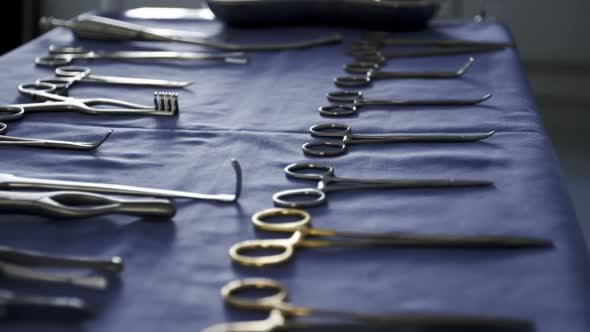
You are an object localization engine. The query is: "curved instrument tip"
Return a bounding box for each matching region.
[479,93,493,102]
[94,129,113,148]
[230,159,242,202]
[456,57,475,75]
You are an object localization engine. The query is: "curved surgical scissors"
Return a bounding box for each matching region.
[302,123,495,157]
[336,57,474,88]
[230,208,552,266]
[36,45,249,67]
[319,90,491,117]
[0,121,111,150]
[0,82,178,121]
[38,66,192,91]
[202,277,534,332]
[272,163,492,208]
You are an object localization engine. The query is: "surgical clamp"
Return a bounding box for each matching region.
[0,290,93,322]
[0,122,112,150]
[0,159,242,203]
[302,123,495,157]
[41,15,342,52]
[320,90,491,117]
[36,45,248,67]
[0,245,122,290]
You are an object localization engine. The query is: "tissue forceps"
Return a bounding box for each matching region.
[0,245,122,290]
[0,122,112,150]
[202,278,534,332]
[0,159,241,202]
[272,163,492,208]
[41,15,342,52]
[230,208,552,266]
[36,45,248,67]
[302,123,495,157]
[0,82,178,121]
[39,66,193,90]
[320,91,491,117]
[0,290,93,322]
[336,57,474,88]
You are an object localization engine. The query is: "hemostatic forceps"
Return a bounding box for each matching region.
[41,15,342,52]
[320,90,491,117]
[230,208,552,267]
[36,45,248,67]
[302,123,495,157]
[0,159,241,203]
[272,163,492,208]
[0,245,122,290]
[0,290,93,322]
[0,82,179,121]
[336,57,474,87]
[38,66,193,90]
[0,122,112,150]
[203,278,534,332]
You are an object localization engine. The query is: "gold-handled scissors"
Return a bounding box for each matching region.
[202,278,535,332]
[230,208,552,267]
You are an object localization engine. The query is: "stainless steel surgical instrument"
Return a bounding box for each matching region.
[320,90,491,117]
[272,163,492,208]
[36,45,248,67]
[302,123,495,157]
[0,122,112,150]
[39,66,193,90]
[336,57,474,87]
[40,15,343,52]
[0,290,93,322]
[230,208,552,267]
[0,83,179,121]
[202,278,534,332]
[0,159,241,203]
[0,245,122,290]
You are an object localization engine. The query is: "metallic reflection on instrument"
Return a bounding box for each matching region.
[0,290,93,322]
[0,122,112,150]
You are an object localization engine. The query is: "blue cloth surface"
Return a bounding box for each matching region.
[0,16,589,332]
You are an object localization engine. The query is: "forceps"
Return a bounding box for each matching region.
[230,208,552,266]
[0,291,93,322]
[336,57,474,88]
[302,123,495,157]
[203,278,534,332]
[0,122,112,150]
[320,90,491,117]
[272,163,492,208]
[36,45,248,67]
[0,245,122,290]
[0,82,179,121]
[0,159,241,202]
[41,15,342,52]
[39,66,193,90]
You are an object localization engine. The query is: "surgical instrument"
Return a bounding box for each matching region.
[0,290,93,322]
[302,123,495,157]
[230,208,552,266]
[320,90,491,117]
[273,163,492,208]
[202,278,534,332]
[0,245,122,290]
[0,190,176,219]
[0,122,112,150]
[39,66,193,90]
[40,15,342,52]
[0,83,178,121]
[36,45,248,67]
[0,159,241,202]
[352,35,513,50]
[336,57,474,88]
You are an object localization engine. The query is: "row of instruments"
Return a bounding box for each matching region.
[1,13,546,332]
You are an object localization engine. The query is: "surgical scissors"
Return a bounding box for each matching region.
[336,57,474,88]
[0,159,241,202]
[0,82,178,121]
[203,278,534,332]
[230,208,552,266]
[0,122,112,150]
[302,123,495,157]
[0,245,122,290]
[320,90,491,117]
[36,45,248,67]
[272,163,492,208]
[38,66,193,90]
[0,290,93,322]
